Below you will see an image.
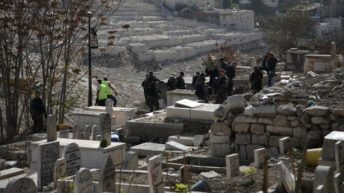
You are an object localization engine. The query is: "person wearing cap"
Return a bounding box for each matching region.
[175,72,186,89]
[30,91,47,133]
[215,69,228,104]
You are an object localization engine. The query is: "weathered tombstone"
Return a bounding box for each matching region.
[334,173,343,193]
[147,155,164,193]
[59,129,69,138]
[279,137,291,156]
[180,165,192,184]
[313,165,335,193]
[100,155,116,192]
[123,151,138,170]
[277,163,295,193]
[254,148,266,169]
[54,158,66,188]
[226,153,240,180]
[84,125,92,140]
[47,114,57,142]
[63,142,81,176]
[37,141,60,190]
[100,113,111,143]
[334,141,344,172]
[105,99,114,115]
[75,168,93,193]
[4,177,37,193]
[90,125,98,140]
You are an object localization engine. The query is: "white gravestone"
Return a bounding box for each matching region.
[226,154,240,179]
[90,125,97,140]
[54,158,66,188]
[254,148,266,169]
[123,151,138,170]
[75,168,93,193]
[278,162,295,193]
[85,125,92,140]
[4,177,37,193]
[101,155,116,192]
[147,155,164,193]
[100,113,111,143]
[37,141,59,190]
[47,114,57,142]
[63,142,81,176]
[105,99,114,115]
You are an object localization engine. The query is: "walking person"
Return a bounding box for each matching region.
[215,69,228,104]
[175,72,186,89]
[144,72,160,112]
[249,66,263,94]
[30,91,47,133]
[96,79,107,106]
[266,53,277,87]
[103,77,118,106]
[195,73,208,102]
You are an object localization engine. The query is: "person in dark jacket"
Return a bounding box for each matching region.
[224,62,235,96]
[250,66,263,94]
[192,72,200,87]
[167,76,176,91]
[143,72,160,112]
[266,53,277,87]
[205,64,219,95]
[195,73,208,102]
[30,91,47,133]
[215,69,228,104]
[175,72,186,89]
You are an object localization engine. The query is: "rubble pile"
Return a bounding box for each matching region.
[212,94,344,160]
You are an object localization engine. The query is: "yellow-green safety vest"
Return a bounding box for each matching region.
[102,80,112,96]
[98,83,108,100]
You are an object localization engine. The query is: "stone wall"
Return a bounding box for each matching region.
[210,96,344,163]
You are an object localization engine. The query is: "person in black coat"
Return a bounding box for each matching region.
[195,73,208,102]
[250,66,263,94]
[30,91,47,133]
[175,72,186,89]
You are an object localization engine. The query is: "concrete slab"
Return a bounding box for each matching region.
[190,104,219,121]
[0,168,24,180]
[130,142,165,157]
[175,99,202,108]
[166,106,191,119]
[168,136,194,146]
[165,141,190,151]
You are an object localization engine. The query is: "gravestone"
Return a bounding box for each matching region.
[147,155,164,193]
[90,125,98,140]
[75,168,93,193]
[37,141,59,190]
[123,151,138,170]
[254,148,266,169]
[100,113,111,143]
[47,115,57,142]
[100,155,116,192]
[277,163,295,193]
[4,177,37,193]
[63,142,81,176]
[105,99,114,115]
[59,129,69,138]
[54,158,66,188]
[279,137,291,156]
[313,165,335,193]
[180,165,192,184]
[226,154,239,180]
[84,125,92,140]
[334,141,344,173]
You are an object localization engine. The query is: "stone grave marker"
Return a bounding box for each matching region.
[123,151,138,170]
[84,125,92,140]
[277,162,295,193]
[90,125,98,140]
[100,113,111,143]
[75,168,93,193]
[175,99,202,108]
[63,142,81,176]
[147,155,164,193]
[313,165,335,193]
[180,165,192,184]
[37,141,59,190]
[4,177,37,193]
[226,153,239,180]
[105,99,114,115]
[254,148,266,169]
[47,114,57,142]
[279,137,291,156]
[334,141,344,173]
[100,155,116,192]
[54,158,66,188]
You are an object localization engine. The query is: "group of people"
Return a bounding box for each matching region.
[96,77,118,106]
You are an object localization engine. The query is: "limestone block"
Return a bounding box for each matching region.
[226,154,240,179]
[258,118,273,125]
[269,135,283,147]
[168,136,194,146]
[235,133,251,145]
[266,125,293,136]
[304,106,329,117]
[237,145,247,160]
[211,143,231,157]
[190,104,219,121]
[166,106,191,119]
[232,122,250,133]
[290,120,301,127]
[254,148,266,169]
[279,137,291,155]
[165,141,190,151]
[251,134,268,146]
[332,108,344,117]
[250,124,266,135]
[244,105,254,117]
[223,95,248,113]
[307,130,322,148]
[247,145,264,161]
[320,124,330,130]
[287,116,298,121]
[252,105,277,117]
[272,115,289,127]
[233,115,258,123]
[210,121,231,136]
[277,104,297,116]
[293,127,307,138]
[311,117,330,125]
[210,135,230,144]
[300,113,311,126]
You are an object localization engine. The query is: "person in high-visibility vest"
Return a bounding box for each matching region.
[96,79,108,106]
[103,77,118,106]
